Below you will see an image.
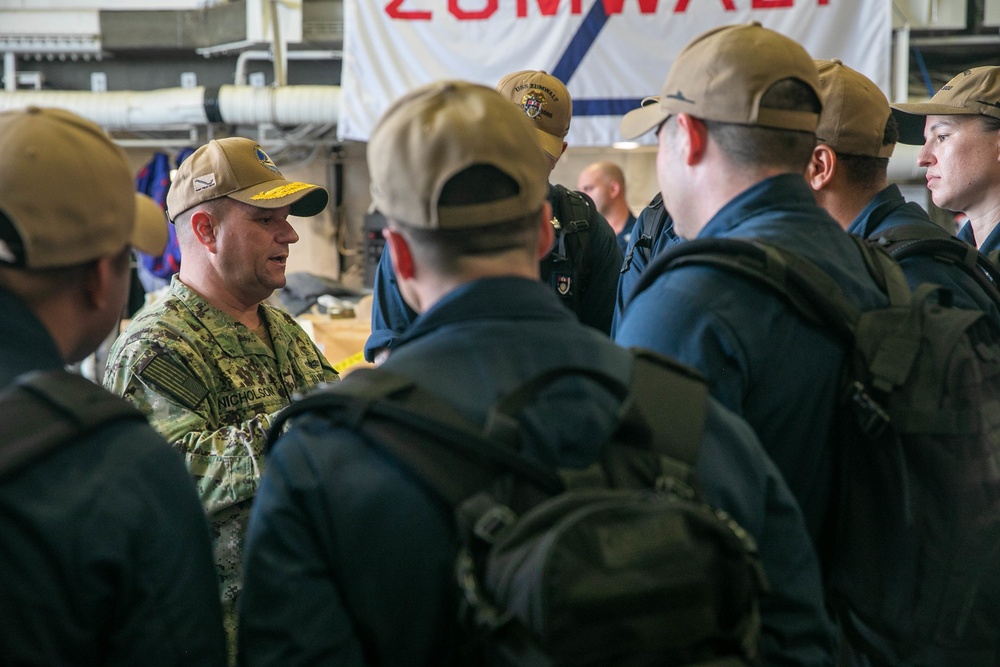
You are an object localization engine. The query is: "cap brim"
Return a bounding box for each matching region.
[230,179,330,217]
[533,128,564,161]
[131,193,169,256]
[890,102,984,145]
[620,104,670,140]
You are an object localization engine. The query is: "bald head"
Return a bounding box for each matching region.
[577,161,631,235]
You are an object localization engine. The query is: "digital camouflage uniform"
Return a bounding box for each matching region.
[103,275,338,658]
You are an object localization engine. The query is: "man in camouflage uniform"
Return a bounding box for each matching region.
[104,137,338,658]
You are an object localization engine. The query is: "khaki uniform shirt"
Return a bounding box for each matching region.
[104,276,337,655]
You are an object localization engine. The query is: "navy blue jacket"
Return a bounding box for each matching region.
[615,210,637,254]
[615,175,888,548]
[364,184,622,361]
[958,217,1000,259]
[239,277,836,667]
[849,185,1000,325]
[612,199,682,337]
[0,289,226,667]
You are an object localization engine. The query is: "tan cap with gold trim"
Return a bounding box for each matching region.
[166,137,329,221]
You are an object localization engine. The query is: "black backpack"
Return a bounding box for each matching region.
[870,222,1000,313]
[634,236,1000,665]
[268,349,766,667]
[542,185,592,314]
[0,370,146,479]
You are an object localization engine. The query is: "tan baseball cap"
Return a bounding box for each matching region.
[0,106,168,269]
[891,66,1000,145]
[815,59,894,158]
[367,80,549,230]
[620,22,821,140]
[166,137,329,220]
[496,70,571,161]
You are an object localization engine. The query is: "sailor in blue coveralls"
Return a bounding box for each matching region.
[238,80,836,666]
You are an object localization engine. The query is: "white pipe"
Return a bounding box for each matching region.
[219,85,339,125]
[234,50,342,86]
[0,84,340,129]
[3,53,15,92]
[266,0,286,88]
[892,24,910,104]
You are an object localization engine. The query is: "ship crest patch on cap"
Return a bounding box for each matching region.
[521,90,546,120]
[254,145,280,173]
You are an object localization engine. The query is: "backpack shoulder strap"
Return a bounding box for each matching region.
[629,349,708,467]
[557,186,593,232]
[634,193,670,251]
[635,237,867,342]
[269,350,713,507]
[634,235,933,430]
[268,369,566,507]
[557,187,593,268]
[0,370,146,479]
[870,224,1000,312]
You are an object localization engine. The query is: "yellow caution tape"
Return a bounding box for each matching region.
[332,350,368,373]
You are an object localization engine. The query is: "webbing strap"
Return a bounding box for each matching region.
[0,370,144,478]
[267,350,710,508]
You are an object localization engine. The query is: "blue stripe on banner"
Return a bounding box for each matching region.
[551,1,608,85]
[573,97,647,117]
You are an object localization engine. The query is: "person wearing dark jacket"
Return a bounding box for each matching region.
[238,79,835,667]
[364,70,621,364]
[0,106,227,666]
[809,59,1000,326]
[614,21,888,585]
[892,66,1000,260]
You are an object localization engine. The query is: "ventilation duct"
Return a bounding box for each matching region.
[0,84,340,129]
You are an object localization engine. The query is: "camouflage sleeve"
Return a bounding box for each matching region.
[268,307,340,386]
[104,335,273,518]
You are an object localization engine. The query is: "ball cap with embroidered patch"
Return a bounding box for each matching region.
[0,106,168,269]
[166,137,329,221]
[496,70,571,161]
[620,22,821,140]
[367,80,549,230]
[891,66,1000,145]
[815,59,894,158]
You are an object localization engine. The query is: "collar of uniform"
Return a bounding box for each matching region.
[846,184,909,239]
[971,217,1000,254]
[697,174,823,240]
[393,276,578,350]
[0,288,65,385]
[168,276,279,359]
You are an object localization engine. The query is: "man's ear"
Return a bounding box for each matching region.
[83,252,124,312]
[675,113,708,166]
[537,201,555,261]
[608,179,622,200]
[383,226,415,281]
[807,144,837,191]
[190,209,218,252]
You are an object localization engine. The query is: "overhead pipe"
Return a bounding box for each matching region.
[3,52,15,92]
[234,50,343,86]
[0,84,340,129]
[264,0,287,88]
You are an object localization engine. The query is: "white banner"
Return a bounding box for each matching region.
[339,0,892,147]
